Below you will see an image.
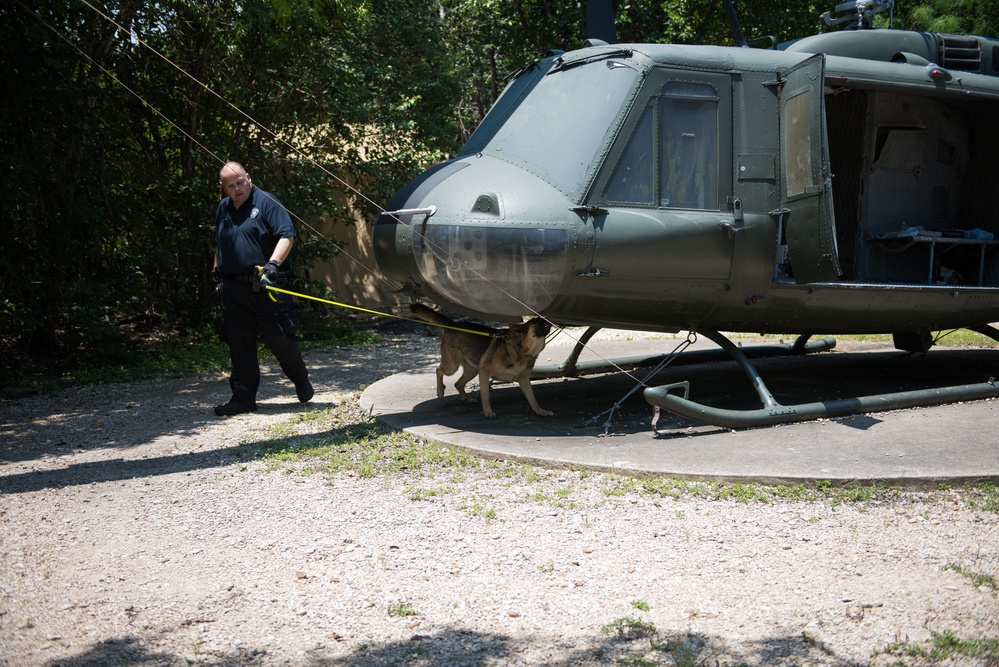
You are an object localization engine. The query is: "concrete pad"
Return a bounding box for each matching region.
[360,334,999,487]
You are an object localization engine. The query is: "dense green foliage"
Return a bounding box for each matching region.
[1,0,457,379]
[2,0,995,387]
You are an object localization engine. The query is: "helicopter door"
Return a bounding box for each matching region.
[778,53,841,284]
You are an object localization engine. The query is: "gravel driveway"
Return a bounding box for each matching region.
[1,329,997,666]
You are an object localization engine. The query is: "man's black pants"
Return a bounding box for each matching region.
[220,280,308,406]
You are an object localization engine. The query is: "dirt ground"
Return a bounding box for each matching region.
[1,331,998,666]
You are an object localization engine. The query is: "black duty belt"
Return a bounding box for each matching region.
[222,273,256,282]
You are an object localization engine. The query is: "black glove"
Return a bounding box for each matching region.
[259,260,281,287]
[211,281,224,306]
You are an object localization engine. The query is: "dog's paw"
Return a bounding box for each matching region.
[535,408,555,417]
[482,410,497,418]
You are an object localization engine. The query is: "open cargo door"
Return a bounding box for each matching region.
[779,53,841,283]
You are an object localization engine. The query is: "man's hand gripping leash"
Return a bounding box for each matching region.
[256,261,282,301]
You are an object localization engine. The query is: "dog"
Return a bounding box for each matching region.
[409,303,554,418]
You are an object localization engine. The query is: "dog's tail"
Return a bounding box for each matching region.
[409,303,457,328]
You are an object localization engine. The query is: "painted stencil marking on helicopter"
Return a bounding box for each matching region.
[376,0,999,427]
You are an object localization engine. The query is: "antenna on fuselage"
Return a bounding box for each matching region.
[721,0,750,47]
[586,0,617,45]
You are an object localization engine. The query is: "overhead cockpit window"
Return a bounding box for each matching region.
[605,105,654,203]
[484,59,639,194]
[660,83,718,209]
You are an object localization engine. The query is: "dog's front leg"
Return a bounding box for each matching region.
[434,367,447,399]
[479,371,497,418]
[454,365,479,403]
[518,377,554,417]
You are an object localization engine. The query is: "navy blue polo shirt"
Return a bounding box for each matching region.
[214,186,296,274]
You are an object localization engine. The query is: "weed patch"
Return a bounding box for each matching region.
[879,630,999,663]
[943,563,998,592]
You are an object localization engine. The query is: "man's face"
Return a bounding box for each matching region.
[221,167,252,208]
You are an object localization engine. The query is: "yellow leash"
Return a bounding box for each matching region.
[263,285,492,337]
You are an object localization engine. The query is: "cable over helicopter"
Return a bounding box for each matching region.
[373,0,999,428]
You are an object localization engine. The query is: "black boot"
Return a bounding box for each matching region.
[214,398,257,416]
[295,379,314,403]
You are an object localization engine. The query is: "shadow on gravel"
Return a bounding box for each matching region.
[0,334,440,467]
[44,634,264,666]
[0,410,387,494]
[45,636,172,666]
[0,449,237,494]
[302,626,857,666]
[42,626,864,667]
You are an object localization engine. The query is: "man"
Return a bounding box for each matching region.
[212,161,313,416]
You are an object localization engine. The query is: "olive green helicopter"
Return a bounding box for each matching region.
[373,0,999,428]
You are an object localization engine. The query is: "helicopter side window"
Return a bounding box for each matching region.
[604,105,655,203]
[783,91,813,196]
[660,83,718,210]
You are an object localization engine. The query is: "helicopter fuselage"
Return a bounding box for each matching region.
[374,31,999,340]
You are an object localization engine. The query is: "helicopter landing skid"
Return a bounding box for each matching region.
[644,329,999,430]
[531,327,833,433]
[531,327,836,380]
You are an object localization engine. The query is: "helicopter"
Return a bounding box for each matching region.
[372,0,999,428]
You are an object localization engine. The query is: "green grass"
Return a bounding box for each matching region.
[238,407,999,514]
[459,495,497,520]
[386,600,418,617]
[405,485,453,501]
[599,619,715,667]
[880,630,999,663]
[601,616,659,641]
[234,400,483,479]
[964,483,999,512]
[629,476,902,507]
[815,330,999,348]
[526,484,579,508]
[943,563,998,592]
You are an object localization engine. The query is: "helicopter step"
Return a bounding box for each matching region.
[642,329,999,429]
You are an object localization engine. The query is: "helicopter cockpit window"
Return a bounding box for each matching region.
[483,59,639,193]
[604,105,655,203]
[660,83,718,209]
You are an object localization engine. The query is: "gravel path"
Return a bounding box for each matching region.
[1,329,997,666]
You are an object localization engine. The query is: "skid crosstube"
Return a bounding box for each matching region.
[643,329,999,429]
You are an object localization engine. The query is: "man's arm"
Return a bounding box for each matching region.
[269,236,295,265]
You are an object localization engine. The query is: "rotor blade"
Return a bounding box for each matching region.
[586,0,617,45]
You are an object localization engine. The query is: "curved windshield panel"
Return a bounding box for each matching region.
[483,60,639,193]
[461,60,551,157]
[414,225,568,316]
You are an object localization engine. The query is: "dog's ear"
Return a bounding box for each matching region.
[527,317,550,334]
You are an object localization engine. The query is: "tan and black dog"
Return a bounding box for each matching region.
[409,303,554,418]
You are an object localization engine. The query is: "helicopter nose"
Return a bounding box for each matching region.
[374,156,574,318]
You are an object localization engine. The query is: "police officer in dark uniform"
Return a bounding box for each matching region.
[212,161,313,416]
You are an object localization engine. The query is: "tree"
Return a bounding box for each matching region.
[892,0,999,38]
[1,0,458,374]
